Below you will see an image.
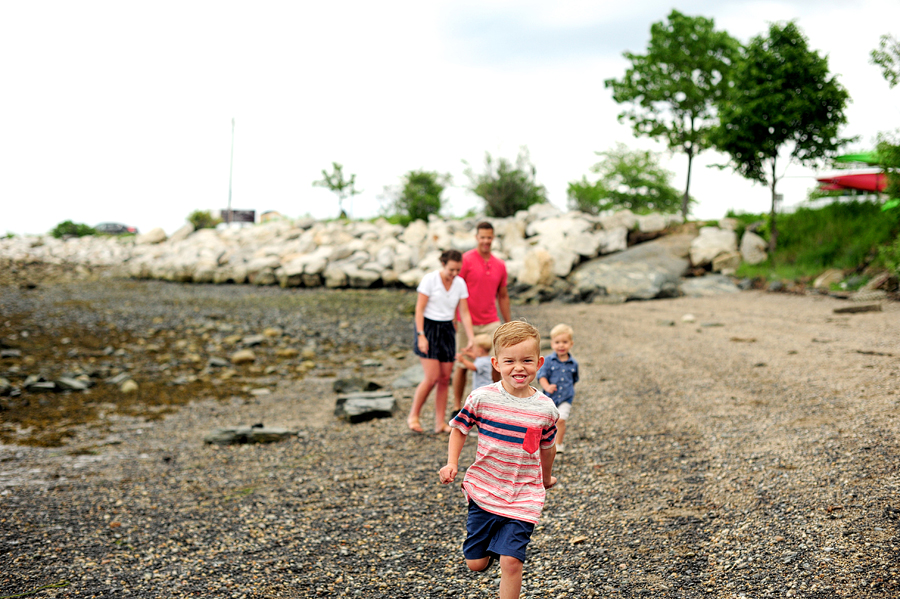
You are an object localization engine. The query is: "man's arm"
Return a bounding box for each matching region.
[497,284,512,323]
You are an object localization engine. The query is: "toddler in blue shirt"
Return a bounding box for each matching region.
[537,324,578,453]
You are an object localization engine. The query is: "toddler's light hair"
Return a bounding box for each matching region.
[473,333,493,352]
[492,321,541,355]
[550,323,574,340]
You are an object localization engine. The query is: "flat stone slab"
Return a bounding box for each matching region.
[391,363,424,389]
[568,234,694,301]
[203,426,297,445]
[335,391,398,424]
[679,274,741,297]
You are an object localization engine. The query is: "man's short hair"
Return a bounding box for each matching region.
[493,321,540,355]
[476,221,494,232]
[550,324,574,340]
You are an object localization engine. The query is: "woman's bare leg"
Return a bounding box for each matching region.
[433,361,454,432]
[408,357,440,432]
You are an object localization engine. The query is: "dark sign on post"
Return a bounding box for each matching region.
[222,210,255,224]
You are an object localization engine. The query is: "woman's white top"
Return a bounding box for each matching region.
[417,270,469,322]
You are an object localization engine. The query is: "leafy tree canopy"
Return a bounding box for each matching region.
[387,169,450,225]
[877,133,900,202]
[871,33,900,88]
[714,21,850,184]
[713,21,851,252]
[604,10,740,217]
[313,162,361,218]
[568,143,683,215]
[464,148,547,217]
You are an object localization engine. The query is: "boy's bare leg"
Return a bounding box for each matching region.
[452,366,467,411]
[557,418,567,446]
[465,556,492,572]
[499,556,523,599]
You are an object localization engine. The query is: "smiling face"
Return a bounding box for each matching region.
[491,338,543,398]
[550,333,573,360]
[475,228,494,257]
[440,259,462,282]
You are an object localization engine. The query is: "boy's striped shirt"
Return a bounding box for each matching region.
[450,382,559,524]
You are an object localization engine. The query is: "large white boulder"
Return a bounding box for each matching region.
[599,210,638,231]
[548,247,579,278]
[400,220,428,246]
[637,213,668,233]
[323,265,348,288]
[563,231,602,259]
[398,268,425,288]
[712,251,742,274]
[740,231,768,265]
[136,227,167,245]
[519,248,555,286]
[690,227,737,267]
[596,227,628,254]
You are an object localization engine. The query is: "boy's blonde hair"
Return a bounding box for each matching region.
[473,333,493,352]
[550,323,574,340]
[492,321,541,355]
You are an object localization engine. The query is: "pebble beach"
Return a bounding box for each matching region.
[1,273,899,598]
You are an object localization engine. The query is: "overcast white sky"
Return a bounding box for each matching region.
[2,0,898,236]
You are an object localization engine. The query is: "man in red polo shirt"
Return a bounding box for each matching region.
[452,221,512,412]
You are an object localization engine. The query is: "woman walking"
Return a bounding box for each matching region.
[408,249,475,434]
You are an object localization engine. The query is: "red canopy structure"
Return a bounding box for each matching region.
[815,172,886,193]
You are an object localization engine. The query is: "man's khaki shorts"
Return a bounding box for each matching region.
[455,321,502,367]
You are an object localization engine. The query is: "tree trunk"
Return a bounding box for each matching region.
[682,148,694,220]
[768,157,778,257]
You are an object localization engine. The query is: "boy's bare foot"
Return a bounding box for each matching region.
[407,416,424,433]
[434,423,452,434]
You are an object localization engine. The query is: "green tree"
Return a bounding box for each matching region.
[187,210,222,230]
[568,143,682,215]
[313,162,361,218]
[713,21,851,254]
[871,33,900,88]
[604,10,740,219]
[566,176,606,215]
[877,134,900,202]
[464,148,547,217]
[50,220,96,239]
[389,170,450,225]
[871,35,900,207]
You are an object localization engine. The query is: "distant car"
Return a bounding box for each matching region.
[95,222,138,235]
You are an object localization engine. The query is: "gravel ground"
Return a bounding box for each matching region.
[1,277,899,598]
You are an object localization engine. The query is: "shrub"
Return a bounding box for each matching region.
[187,210,222,230]
[878,234,900,276]
[388,170,450,225]
[50,220,96,239]
[567,177,606,215]
[572,144,683,215]
[464,148,547,217]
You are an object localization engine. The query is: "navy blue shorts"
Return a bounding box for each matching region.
[463,501,535,563]
[413,318,456,363]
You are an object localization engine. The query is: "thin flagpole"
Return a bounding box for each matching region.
[227,118,235,223]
